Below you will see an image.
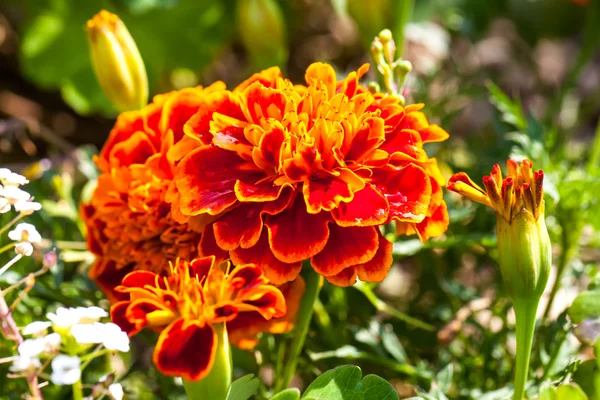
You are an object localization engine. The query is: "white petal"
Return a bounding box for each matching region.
[18,338,45,357]
[10,356,41,372]
[15,242,33,256]
[108,383,124,400]
[14,201,42,215]
[70,323,103,344]
[51,355,81,385]
[8,223,42,243]
[2,186,31,202]
[75,306,108,324]
[43,333,62,353]
[23,321,52,336]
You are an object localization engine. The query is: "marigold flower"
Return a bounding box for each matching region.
[448,160,551,400]
[110,256,286,381]
[82,85,224,301]
[172,62,449,286]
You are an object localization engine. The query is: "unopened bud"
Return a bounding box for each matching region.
[237,0,288,70]
[87,10,148,112]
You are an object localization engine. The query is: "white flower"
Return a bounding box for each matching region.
[51,355,81,385]
[23,321,52,336]
[2,185,31,203]
[0,168,28,186]
[71,323,103,345]
[8,223,42,243]
[101,323,130,352]
[75,306,108,324]
[47,307,81,330]
[71,322,130,352]
[0,198,10,213]
[108,383,124,400]
[15,242,34,256]
[48,306,108,331]
[10,356,41,373]
[14,201,42,215]
[18,338,45,358]
[43,333,62,354]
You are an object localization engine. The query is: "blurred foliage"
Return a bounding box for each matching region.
[1,0,600,399]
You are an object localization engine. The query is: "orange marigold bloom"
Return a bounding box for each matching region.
[111,256,286,381]
[82,85,225,301]
[172,62,449,286]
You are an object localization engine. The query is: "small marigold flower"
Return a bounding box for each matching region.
[447,159,550,300]
[172,62,449,286]
[110,256,286,381]
[447,159,551,400]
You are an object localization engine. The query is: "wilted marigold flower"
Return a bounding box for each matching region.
[172,62,449,286]
[82,84,226,301]
[110,256,286,381]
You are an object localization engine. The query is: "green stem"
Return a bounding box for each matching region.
[392,0,414,58]
[72,379,83,400]
[278,265,322,391]
[355,281,435,331]
[183,323,231,400]
[513,300,539,400]
[0,242,16,255]
[587,116,600,172]
[0,213,25,237]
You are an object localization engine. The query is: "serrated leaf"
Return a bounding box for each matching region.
[301,365,398,400]
[270,388,301,400]
[226,374,259,400]
[569,290,600,324]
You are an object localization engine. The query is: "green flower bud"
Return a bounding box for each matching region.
[86,10,148,112]
[237,0,288,71]
[497,207,551,303]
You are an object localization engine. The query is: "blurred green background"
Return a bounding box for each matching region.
[1,0,600,399]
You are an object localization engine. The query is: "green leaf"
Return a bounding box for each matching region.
[436,364,453,394]
[270,389,301,400]
[226,374,259,400]
[487,81,527,131]
[301,365,398,400]
[380,324,408,364]
[569,290,600,324]
[537,383,589,400]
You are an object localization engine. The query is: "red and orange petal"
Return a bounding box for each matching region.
[153,319,217,381]
[228,276,305,349]
[168,62,449,285]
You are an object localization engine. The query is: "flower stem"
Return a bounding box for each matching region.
[513,300,539,400]
[0,242,16,255]
[278,265,322,390]
[72,379,83,400]
[183,323,231,400]
[392,0,414,58]
[0,213,25,237]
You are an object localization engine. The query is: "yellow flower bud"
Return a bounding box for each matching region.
[86,10,148,112]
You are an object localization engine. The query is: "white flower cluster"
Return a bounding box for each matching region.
[0,168,41,215]
[0,168,42,264]
[11,306,129,391]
